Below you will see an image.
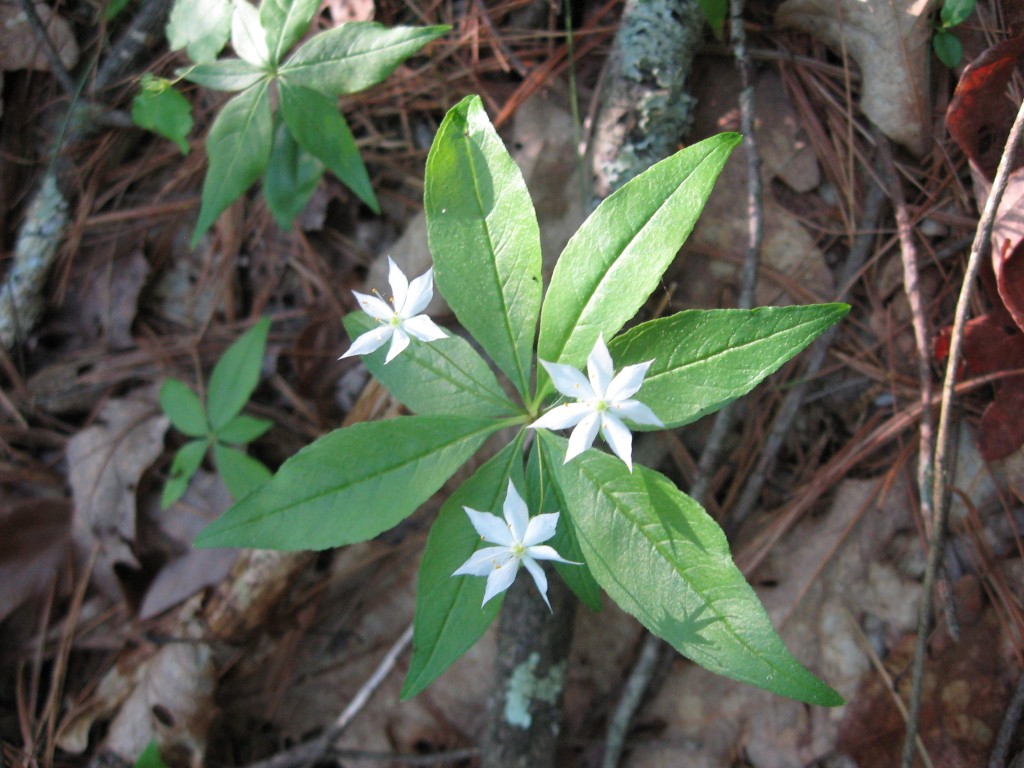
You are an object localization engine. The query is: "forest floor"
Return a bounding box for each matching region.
[2,0,1024,766]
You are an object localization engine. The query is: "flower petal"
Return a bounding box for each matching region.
[565,411,601,463]
[386,256,409,312]
[587,335,615,397]
[339,326,393,359]
[402,314,448,343]
[613,399,664,427]
[482,560,520,606]
[540,359,595,400]
[352,290,394,321]
[464,508,514,546]
[605,359,654,402]
[601,413,634,471]
[384,327,411,363]
[521,511,560,547]
[521,557,551,610]
[525,544,579,564]
[402,267,435,317]
[530,402,593,431]
[501,481,530,542]
[453,546,514,576]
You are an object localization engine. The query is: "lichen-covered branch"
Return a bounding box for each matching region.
[590,0,705,198]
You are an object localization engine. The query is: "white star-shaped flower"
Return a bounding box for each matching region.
[340,257,447,364]
[530,334,663,471]
[452,480,578,610]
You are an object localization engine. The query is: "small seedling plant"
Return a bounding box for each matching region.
[196,95,848,706]
[159,318,273,507]
[131,0,448,239]
[933,0,976,67]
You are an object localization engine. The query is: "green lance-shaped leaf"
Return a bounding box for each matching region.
[608,304,850,430]
[206,317,270,431]
[181,59,267,92]
[537,133,740,393]
[161,438,208,509]
[260,0,320,65]
[216,413,273,444]
[425,95,543,399]
[538,431,843,707]
[278,80,378,212]
[343,313,519,419]
[230,0,270,67]
[195,415,504,550]
[166,0,233,64]
[279,22,450,96]
[402,436,524,699]
[263,119,324,229]
[527,440,602,611]
[192,81,273,246]
[159,379,209,437]
[214,442,271,500]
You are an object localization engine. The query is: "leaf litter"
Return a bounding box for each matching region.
[1,0,1023,765]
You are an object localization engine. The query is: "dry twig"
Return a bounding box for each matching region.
[243,625,414,768]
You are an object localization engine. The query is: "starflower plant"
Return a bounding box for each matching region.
[453,480,577,610]
[196,95,850,708]
[340,257,447,363]
[531,334,662,471]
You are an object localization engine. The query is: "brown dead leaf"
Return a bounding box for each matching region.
[837,608,1013,766]
[105,641,218,768]
[140,472,239,619]
[0,3,79,72]
[0,498,71,622]
[67,396,169,599]
[776,0,935,155]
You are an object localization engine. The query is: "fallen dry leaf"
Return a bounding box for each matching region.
[105,640,218,768]
[140,471,239,619]
[67,396,169,599]
[0,498,71,623]
[935,313,1024,461]
[0,3,79,72]
[836,608,1014,767]
[776,0,935,156]
[946,34,1024,179]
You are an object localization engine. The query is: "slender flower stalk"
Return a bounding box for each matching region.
[340,257,447,363]
[530,335,662,471]
[453,480,578,610]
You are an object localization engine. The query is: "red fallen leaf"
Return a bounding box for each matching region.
[992,185,1024,334]
[979,380,1024,460]
[935,314,1024,374]
[946,34,1024,177]
[935,314,1024,460]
